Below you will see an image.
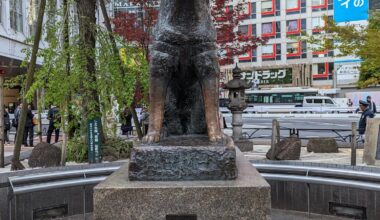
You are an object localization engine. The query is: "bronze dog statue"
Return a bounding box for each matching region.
[144,0,230,145]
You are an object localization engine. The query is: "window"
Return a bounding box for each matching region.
[239,2,250,19]
[28,0,40,36]
[262,44,281,61]
[314,99,322,104]
[286,0,299,11]
[312,62,334,80]
[328,0,333,10]
[252,24,257,37]
[238,51,251,62]
[10,0,23,33]
[325,99,334,104]
[262,0,274,14]
[287,42,300,56]
[238,25,249,37]
[287,41,306,59]
[312,0,327,9]
[287,20,299,33]
[262,45,274,57]
[286,0,306,14]
[306,99,312,103]
[262,22,274,36]
[252,49,257,62]
[250,2,257,19]
[262,22,280,38]
[312,17,325,33]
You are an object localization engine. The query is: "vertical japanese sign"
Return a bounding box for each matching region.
[87,118,102,163]
[334,0,369,22]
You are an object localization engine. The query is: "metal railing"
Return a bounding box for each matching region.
[5,162,380,219]
[7,166,120,220]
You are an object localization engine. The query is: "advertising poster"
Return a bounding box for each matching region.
[334,0,369,22]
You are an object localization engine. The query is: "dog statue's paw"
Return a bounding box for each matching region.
[142,131,160,144]
[209,133,234,148]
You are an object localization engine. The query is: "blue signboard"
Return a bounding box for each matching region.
[334,0,369,22]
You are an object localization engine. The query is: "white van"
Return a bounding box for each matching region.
[302,96,338,107]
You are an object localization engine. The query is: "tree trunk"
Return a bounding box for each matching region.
[61,0,70,166]
[12,0,47,170]
[76,0,104,142]
[99,0,143,139]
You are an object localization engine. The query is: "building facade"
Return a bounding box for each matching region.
[0,0,45,112]
[221,0,379,101]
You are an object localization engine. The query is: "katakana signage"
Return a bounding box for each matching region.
[87,118,102,163]
[334,0,369,22]
[241,69,292,85]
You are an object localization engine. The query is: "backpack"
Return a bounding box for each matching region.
[4,116,10,130]
[12,118,17,128]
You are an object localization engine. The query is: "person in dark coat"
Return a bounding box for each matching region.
[366,96,377,113]
[358,100,375,136]
[4,108,10,144]
[23,104,35,147]
[47,105,60,143]
[121,108,133,135]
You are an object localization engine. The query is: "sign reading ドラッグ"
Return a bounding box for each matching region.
[87,118,102,163]
[334,0,369,22]
[241,69,292,85]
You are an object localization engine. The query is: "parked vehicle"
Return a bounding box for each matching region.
[302,96,338,108]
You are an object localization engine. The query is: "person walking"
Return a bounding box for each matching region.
[121,108,133,136]
[4,108,10,144]
[347,99,353,107]
[47,105,60,143]
[358,100,375,139]
[140,107,149,135]
[13,103,22,141]
[366,96,377,113]
[23,104,35,147]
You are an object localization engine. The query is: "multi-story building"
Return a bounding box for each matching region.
[222,0,379,102]
[0,0,44,112]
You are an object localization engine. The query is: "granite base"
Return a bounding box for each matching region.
[93,149,271,220]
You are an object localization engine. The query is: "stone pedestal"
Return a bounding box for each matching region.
[363,119,380,165]
[94,149,271,220]
[129,136,237,181]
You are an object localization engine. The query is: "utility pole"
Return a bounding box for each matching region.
[0,69,5,167]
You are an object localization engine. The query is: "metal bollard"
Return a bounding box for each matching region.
[351,122,357,166]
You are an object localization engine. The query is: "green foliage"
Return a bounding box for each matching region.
[102,137,133,160]
[302,12,380,88]
[66,136,133,162]
[67,136,88,163]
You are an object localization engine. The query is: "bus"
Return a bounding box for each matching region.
[245,87,319,107]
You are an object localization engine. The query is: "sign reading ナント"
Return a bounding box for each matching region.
[334,0,369,22]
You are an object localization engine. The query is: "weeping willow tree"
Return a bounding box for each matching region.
[12,0,149,168]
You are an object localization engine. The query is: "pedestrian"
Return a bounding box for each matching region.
[121,108,133,136]
[23,104,34,147]
[47,105,60,144]
[347,98,353,107]
[4,108,10,144]
[13,103,22,142]
[358,100,375,139]
[366,96,377,113]
[140,107,149,135]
